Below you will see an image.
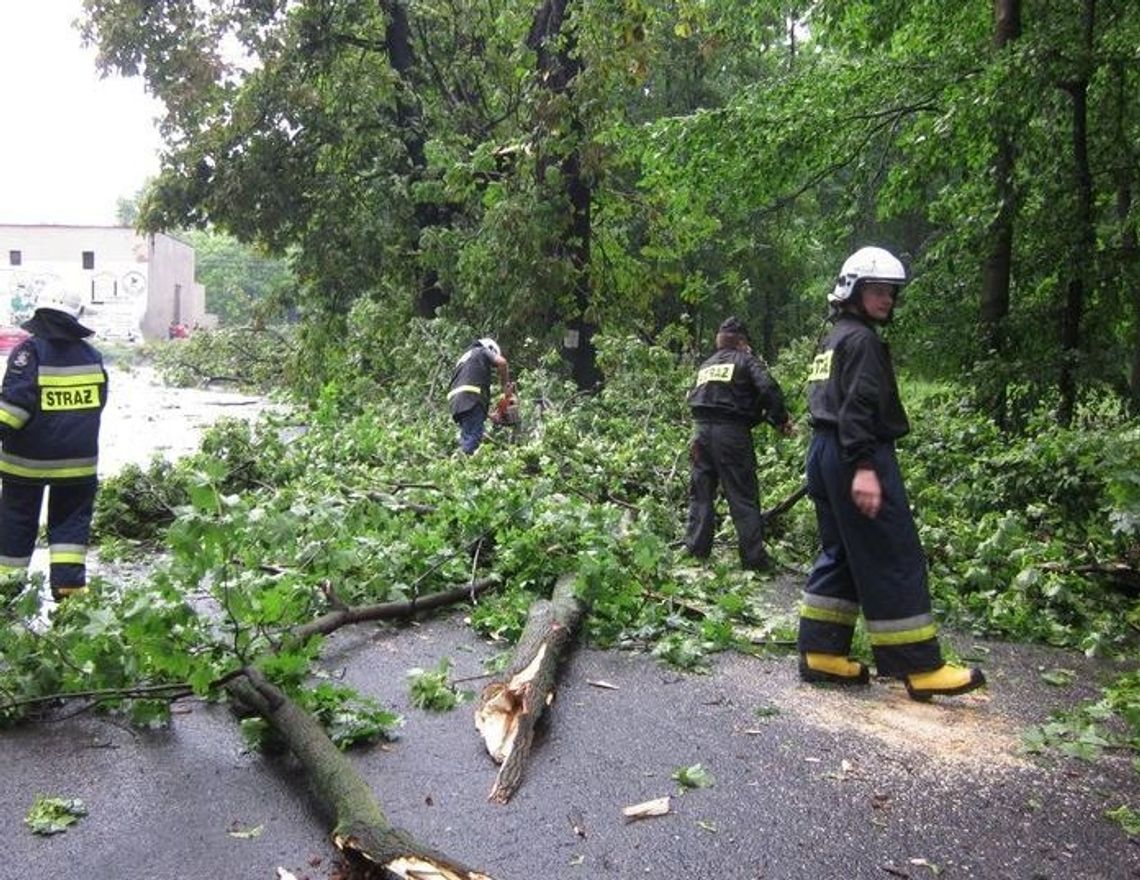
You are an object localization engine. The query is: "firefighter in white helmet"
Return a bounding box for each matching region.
[446,337,512,454]
[797,247,986,700]
[0,278,107,602]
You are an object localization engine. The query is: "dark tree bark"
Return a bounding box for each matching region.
[291,577,500,642]
[528,0,601,390]
[474,573,585,803]
[1057,0,1096,426]
[1112,61,1140,410]
[228,668,496,880]
[979,0,1021,427]
[379,0,452,316]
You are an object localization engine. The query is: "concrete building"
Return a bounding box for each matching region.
[0,224,205,342]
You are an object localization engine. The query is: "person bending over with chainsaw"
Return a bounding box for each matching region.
[0,279,107,602]
[683,317,793,572]
[447,337,512,455]
[797,246,985,701]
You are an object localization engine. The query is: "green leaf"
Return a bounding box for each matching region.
[1040,668,1077,687]
[227,823,264,840]
[25,795,88,835]
[671,763,715,791]
[1104,805,1140,837]
[408,658,461,712]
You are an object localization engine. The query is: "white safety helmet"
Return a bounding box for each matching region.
[829,246,907,304]
[478,337,501,358]
[34,278,85,318]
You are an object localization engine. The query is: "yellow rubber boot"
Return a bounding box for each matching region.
[799,652,870,685]
[905,664,986,701]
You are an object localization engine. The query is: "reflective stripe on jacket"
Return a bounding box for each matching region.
[447,345,493,416]
[0,336,107,484]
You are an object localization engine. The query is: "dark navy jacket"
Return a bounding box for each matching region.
[806,313,909,470]
[688,348,789,429]
[0,321,107,485]
[447,344,495,416]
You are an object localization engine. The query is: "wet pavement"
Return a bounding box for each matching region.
[2,369,1138,879]
[3,610,1139,880]
[26,364,269,583]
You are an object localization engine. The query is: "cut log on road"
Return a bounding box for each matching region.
[227,667,496,880]
[474,573,586,804]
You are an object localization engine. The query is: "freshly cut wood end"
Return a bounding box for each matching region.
[474,683,517,763]
[473,644,548,763]
[621,795,671,820]
[385,855,495,879]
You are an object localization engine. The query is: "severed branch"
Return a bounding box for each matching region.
[227,667,495,880]
[761,484,809,525]
[291,577,500,642]
[474,573,586,804]
[1,580,500,718]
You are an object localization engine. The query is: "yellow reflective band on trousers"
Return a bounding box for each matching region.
[865,613,938,646]
[50,544,87,565]
[447,384,482,400]
[799,594,859,627]
[0,453,98,480]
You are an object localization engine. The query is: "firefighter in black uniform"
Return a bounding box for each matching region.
[798,246,986,700]
[0,280,107,601]
[683,317,793,571]
[447,337,511,455]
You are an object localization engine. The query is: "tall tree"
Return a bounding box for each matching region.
[527,0,597,388]
[1057,0,1097,426]
[979,0,1021,426]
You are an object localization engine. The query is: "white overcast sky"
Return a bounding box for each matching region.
[0,2,164,226]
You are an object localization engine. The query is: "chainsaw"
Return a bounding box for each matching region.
[490,390,521,428]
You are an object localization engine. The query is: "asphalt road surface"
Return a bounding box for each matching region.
[2,610,1138,880]
[2,368,1137,879]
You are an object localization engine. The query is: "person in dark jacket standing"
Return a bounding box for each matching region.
[798,246,985,700]
[683,317,793,571]
[0,280,108,601]
[447,337,511,455]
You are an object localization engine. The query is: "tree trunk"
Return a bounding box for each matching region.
[1057,0,1096,426]
[979,0,1021,426]
[379,0,452,316]
[474,573,586,804]
[227,667,496,879]
[1112,62,1140,409]
[528,0,600,390]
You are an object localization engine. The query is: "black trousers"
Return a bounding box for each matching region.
[0,479,97,597]
[797,431,942,677]
[683,421,769,570]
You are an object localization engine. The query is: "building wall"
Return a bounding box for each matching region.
[0,224,203,342]
[144,233,204,339]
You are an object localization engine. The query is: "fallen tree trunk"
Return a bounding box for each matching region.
[474,573,586,804]
[227,667,495,880]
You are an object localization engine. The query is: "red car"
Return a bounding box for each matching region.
[0,326,30,357]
